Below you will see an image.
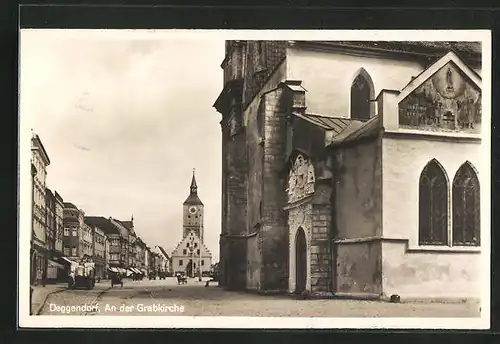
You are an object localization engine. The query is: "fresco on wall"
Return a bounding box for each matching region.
[398,61,481,134]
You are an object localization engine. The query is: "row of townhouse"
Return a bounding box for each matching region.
[29,132,171,285]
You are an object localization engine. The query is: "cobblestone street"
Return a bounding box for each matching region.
[38,277,481,317]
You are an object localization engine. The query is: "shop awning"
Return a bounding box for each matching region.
[119,268,126,274]
[48,259,64,269]
[132,268,141,274]
[108,267,119,273]
[60,256,73,264]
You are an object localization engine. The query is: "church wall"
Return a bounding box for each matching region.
[310,204,331,292]
[332,137,383,294]
[226,130,248,237]
[335,241,382,294]
[246,97,264,231]
[381,136,482,242]
[292,117,327,162]
[286,47,423,118]
[380,136,482,299]
[381,242,481,299]
[246,234,262,290]
[335,138,382,239]
[259,88,289,291]
[225,239,247,289]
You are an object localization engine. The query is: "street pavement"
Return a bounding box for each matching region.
[31,283,67,315]
[38,277,481,317]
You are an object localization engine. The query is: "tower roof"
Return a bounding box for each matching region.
[183,168,203,205]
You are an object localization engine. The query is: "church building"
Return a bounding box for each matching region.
[213,40,486,299]
[170,170,213,277]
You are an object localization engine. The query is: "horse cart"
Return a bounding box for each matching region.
[110,272,123,288]
[176,272,187,285]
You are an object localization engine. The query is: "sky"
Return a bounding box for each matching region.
[20,30,225,262]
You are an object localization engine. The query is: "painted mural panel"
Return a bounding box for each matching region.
[398,62,481,134]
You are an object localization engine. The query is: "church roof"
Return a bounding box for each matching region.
[326,115,381,148]
[292,41,481,66]
[293,112,353,134]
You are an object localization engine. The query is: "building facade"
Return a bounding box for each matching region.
[54,191,64,257]
[105,235,110,277]
[30,133,50,285]
[63,202,83,259]
[88,221,107,279]
[214,40,484,299]
[81,220,94,258]
[110,218,131,270]
[171,170,212,276]
[44,188,64,281]
[85,216,125,271]
[135,238,147,274]
[145,246,151,275]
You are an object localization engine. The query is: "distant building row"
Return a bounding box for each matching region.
[30,132,171,285]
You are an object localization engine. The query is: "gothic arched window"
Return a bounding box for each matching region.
[419,159,449,245]
[350,69,374,121]
[452,162,480,246]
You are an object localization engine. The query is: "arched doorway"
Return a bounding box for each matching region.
[295,228,307,294]
[186,260,193,277]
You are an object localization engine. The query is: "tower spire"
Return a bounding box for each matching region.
[190,168,198,194]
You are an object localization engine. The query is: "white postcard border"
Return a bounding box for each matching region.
[18,29,491,329]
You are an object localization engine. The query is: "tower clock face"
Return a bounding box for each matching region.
[189,206,197,215]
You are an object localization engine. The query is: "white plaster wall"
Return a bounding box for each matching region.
[382,241,481,299]
[381,137,484,299]
[288,204,312,293]
[286,48,423,117]
[382,137,483,245]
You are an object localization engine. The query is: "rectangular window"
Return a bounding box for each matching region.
[197,249,200,255]
[72,247,77,256]
[179,260,183,266]
[72,228,77,236]
[194,243,197,248]
[64,246,70,256]
[201,260,204,266]
[186,243,189,248]
[183,249,187,255]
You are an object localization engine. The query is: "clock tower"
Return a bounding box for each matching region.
[182,168,204,241]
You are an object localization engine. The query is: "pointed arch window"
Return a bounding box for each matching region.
[350,69,374,121]
[419,159,449,245]
[452,162,480,246]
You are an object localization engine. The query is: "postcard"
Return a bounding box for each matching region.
[19,29,490,329]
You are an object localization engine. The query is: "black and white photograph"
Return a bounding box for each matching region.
[19,30,491,329]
